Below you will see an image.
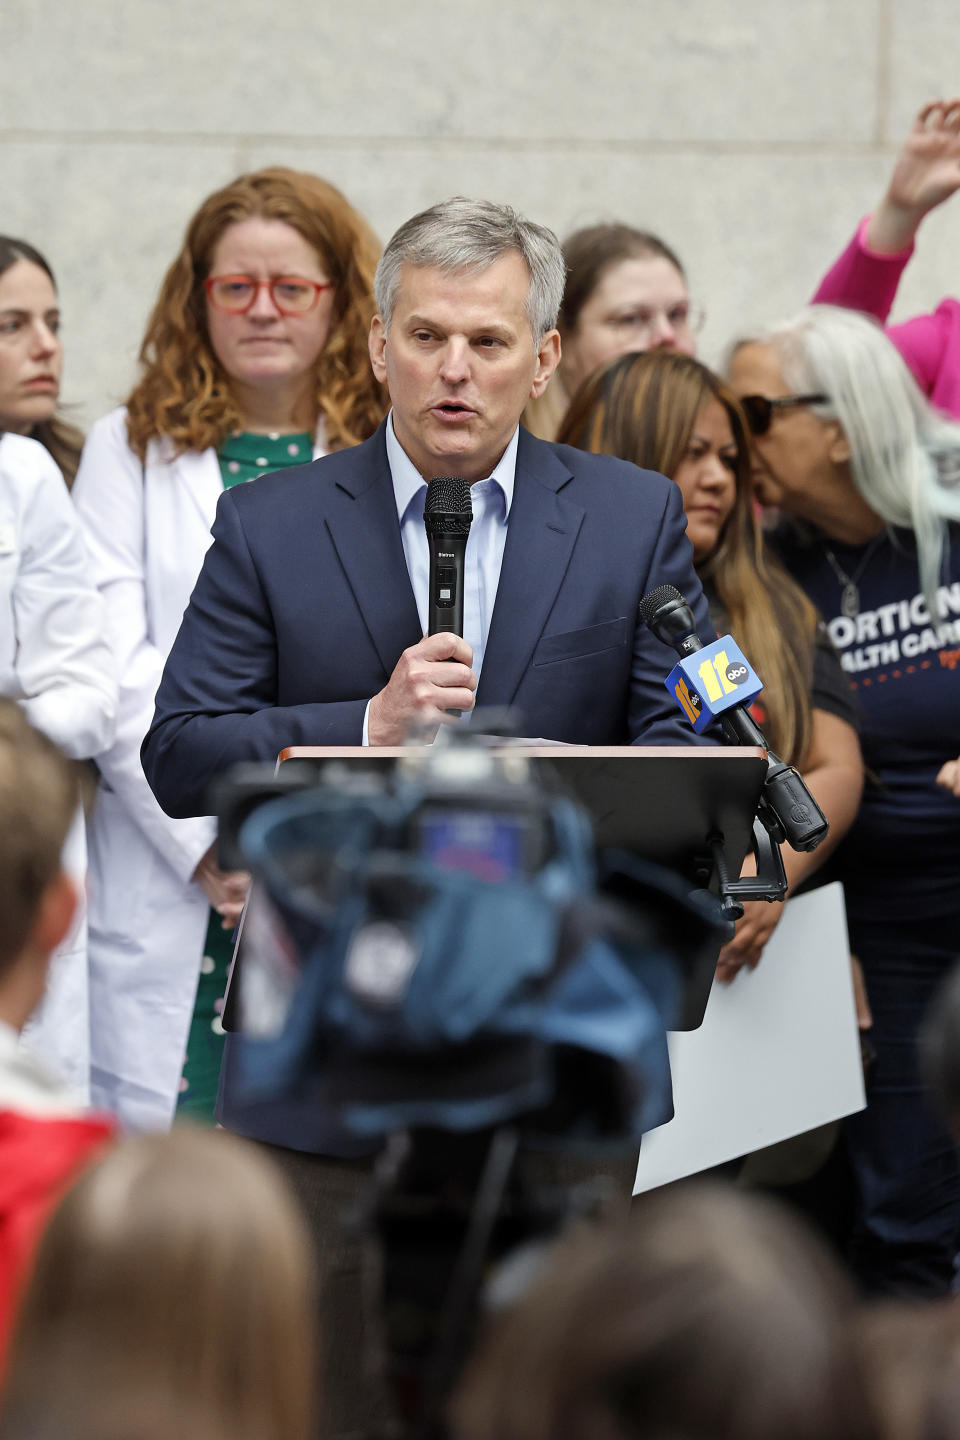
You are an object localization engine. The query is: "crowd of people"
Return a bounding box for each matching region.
[0,95,959,1439]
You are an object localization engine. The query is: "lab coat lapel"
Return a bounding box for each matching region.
[162,445,223,531]
[162,427,326,534]
[476,431,584,712]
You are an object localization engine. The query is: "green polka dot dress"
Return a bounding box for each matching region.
[176,429,313,1123]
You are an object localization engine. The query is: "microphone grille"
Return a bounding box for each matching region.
[638,583,683,629]
[425,476,473,538]
[425,476,473,517]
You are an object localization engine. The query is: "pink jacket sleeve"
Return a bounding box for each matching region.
[812,218,960,417]
[813,217,913,323]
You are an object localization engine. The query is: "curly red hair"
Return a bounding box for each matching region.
[125,167,387,459]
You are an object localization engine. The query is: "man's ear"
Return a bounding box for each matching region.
[30,871,79,961]
[530,329,561,400]
[369,315,388,385]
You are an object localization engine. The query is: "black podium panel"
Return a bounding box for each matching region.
[267,745,767,1030]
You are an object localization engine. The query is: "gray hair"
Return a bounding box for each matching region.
[730,305,960,625]
[374,196,565,344]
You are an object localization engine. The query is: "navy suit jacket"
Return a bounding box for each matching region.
[142,422,714,819]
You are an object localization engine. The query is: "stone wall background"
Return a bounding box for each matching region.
[3,0,958,426]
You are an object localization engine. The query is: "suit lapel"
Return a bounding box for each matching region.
[476,430,584,711]
[324,426,423,676]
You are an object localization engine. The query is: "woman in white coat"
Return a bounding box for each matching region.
[0,240,117,1101]
[0,432,116,1100]
[72,167,386,1131]
[0,236,85,486]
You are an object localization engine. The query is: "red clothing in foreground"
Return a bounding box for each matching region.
[0,1109,113,1372]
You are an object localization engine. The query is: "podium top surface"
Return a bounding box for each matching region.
[280,745,766,762]
[275,745,767,884]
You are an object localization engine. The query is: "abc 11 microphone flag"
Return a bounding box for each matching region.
[666,636,763,734]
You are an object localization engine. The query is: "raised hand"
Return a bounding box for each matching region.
[868,98,960,253]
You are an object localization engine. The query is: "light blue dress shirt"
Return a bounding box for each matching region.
[362,412,519,743]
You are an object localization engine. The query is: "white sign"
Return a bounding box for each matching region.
[634,882,865,1193]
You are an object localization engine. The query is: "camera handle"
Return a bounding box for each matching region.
[422,1127,520,1426]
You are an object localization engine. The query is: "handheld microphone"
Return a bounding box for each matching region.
[639,584,828,853]
[424,477,473,638]
[425,476,473,719]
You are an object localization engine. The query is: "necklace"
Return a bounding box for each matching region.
[821,534,885,619]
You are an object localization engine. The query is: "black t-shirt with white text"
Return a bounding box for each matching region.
[773,523,960,921]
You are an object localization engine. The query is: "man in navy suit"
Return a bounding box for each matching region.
[142,198,711,821]
[141,197,714,1439]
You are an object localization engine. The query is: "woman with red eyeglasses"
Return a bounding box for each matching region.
[71,168,387,1130]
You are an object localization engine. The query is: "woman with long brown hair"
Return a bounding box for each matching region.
[527,223,702,440]
[558,351,863,976]
[1,1128,318,1440]
[0,240,115,1097]
[71,167,387,1131]
[0,237,84,486]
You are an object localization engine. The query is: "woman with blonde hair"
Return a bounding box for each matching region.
[558,350,863,977]
[0,1128,318,1440]
[72,167,388,1131]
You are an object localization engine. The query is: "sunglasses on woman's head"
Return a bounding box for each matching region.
[739,392,829,436]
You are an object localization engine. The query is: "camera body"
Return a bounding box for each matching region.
[215,733,724,1146]
[215,731,727,1434]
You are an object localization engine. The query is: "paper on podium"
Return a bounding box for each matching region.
[633,882,865,1194]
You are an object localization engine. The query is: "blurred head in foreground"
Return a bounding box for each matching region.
[452,1181,877,1440]
[2,1127,318,1440]
[0,697,79,1031]
[856,1299,960,1440]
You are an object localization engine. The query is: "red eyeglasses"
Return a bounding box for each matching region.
[204,275,333,316]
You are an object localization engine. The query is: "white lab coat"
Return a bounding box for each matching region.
[0,433,117,1104]
[72,408,325,1131]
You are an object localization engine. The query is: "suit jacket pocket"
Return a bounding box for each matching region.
[531,617,627,667]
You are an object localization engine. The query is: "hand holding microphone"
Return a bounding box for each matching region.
[367,632,477,745]
[367,477,477,745]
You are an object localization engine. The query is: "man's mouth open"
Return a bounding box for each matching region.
[432,401,476,421]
